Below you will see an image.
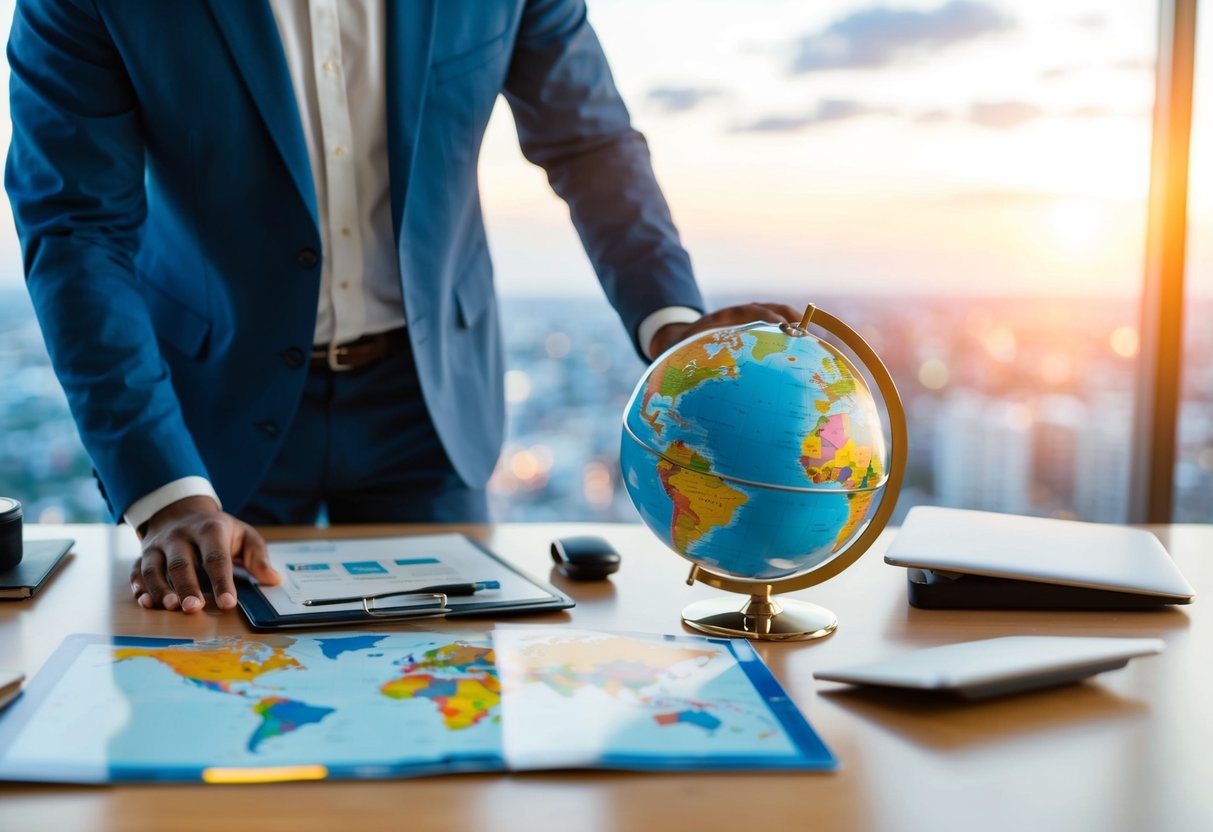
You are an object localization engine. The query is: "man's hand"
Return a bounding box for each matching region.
[129,495,281,613]
[648,301,804,359]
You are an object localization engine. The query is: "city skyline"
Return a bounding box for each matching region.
[4,287,1210,527]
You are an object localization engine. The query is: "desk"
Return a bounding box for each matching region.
[0,523,1209,831]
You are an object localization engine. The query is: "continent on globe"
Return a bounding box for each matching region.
[833,492,876,551]
[379,642,500,730]
[747,330,790,362]
[247,696,335,752]
[799,414,882,489]
[641,329,741,435]
[656,441,748,556]
[810,357,859,402]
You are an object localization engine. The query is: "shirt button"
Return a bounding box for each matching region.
[339,281,350,291]
[257,421,280,437]
[341,226,352,238]
[280,347,305,368]
[322,59,338,73]
[297,248,319,268]
[333,145,347,157]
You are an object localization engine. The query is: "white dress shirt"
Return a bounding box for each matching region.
[124,0,700,530]
[271,0,403,347]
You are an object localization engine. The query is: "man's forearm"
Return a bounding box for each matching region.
[504,0,705,358]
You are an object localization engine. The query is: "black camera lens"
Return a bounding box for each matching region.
[0,498,23,572]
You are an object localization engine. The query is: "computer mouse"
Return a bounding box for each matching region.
[550,536,621,581]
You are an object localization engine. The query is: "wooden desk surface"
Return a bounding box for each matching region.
[0,522,1209,832]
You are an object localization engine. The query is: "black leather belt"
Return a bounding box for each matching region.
[311,327,409,372]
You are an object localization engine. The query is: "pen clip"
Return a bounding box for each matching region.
[362,593,449,618]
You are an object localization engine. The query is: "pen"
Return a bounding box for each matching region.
[301,580,501,607]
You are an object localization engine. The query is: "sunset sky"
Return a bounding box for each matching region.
[479,0,1163,300]
[2,0,1208,301]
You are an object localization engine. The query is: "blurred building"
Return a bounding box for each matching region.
[2,288,1211,524]
[1032,394,1085,513]
[1073,392,1133,523]
[933,392,1031,515]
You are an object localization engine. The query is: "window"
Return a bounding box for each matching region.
[1178,0,1212,521]
[483,0,1158,523]
[0,2,1195,525]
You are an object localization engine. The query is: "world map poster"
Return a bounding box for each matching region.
[0,627,835,783]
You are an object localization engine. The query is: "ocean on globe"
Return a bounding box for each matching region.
[621,321,889,581]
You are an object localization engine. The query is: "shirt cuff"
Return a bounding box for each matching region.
[637,306,703,360]
[123,477,222,532]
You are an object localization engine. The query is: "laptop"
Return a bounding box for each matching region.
[884,507,1195,609]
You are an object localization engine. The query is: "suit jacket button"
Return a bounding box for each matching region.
[281,347,305,368]
[257,420,280,437]
[296,248,319,268]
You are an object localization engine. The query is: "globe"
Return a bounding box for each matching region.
[621,317,893,585]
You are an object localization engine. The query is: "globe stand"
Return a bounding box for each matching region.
[682,583,837,641]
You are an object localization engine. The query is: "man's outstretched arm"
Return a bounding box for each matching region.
[502,0,800,358]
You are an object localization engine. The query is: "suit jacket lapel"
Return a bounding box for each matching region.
[205,0,318,229]
[386,0,438,242]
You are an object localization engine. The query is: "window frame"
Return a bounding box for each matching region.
[1129,0,1197,522]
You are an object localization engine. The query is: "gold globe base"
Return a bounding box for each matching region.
[681,593,838,642]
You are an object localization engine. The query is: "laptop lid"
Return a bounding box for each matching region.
[884,507,1195,602]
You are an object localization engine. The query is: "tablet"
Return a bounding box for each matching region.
[814,636,1165,699]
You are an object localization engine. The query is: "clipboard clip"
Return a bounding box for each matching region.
[303,581,500,615]
[362,593,449,618]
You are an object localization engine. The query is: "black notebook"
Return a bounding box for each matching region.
[0,539,73,600]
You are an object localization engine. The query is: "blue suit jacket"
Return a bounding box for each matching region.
[5,0,703,520]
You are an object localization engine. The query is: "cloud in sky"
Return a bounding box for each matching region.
[646,86,725,115]
[729,98,1118,136]
[915,109,952,125]
[969,100,1043,129]
[1067,105,1112,119]
[790,1,1014,73]
[732,99,888,133]
[1073,12,1107,30]
[1114,57,1154,73]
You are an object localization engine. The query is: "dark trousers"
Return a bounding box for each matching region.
[237,337,488,525]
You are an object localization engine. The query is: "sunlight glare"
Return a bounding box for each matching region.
[982,326,1018,363]
[1109,325,1139,358]
[917,358,950,390]
[1049,198,1103,250]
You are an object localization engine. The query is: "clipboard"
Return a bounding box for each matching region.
[236,534,573,629]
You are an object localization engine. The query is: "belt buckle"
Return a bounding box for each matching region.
[326,341,354,372]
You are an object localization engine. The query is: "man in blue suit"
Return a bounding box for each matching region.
[6,0,798,613]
